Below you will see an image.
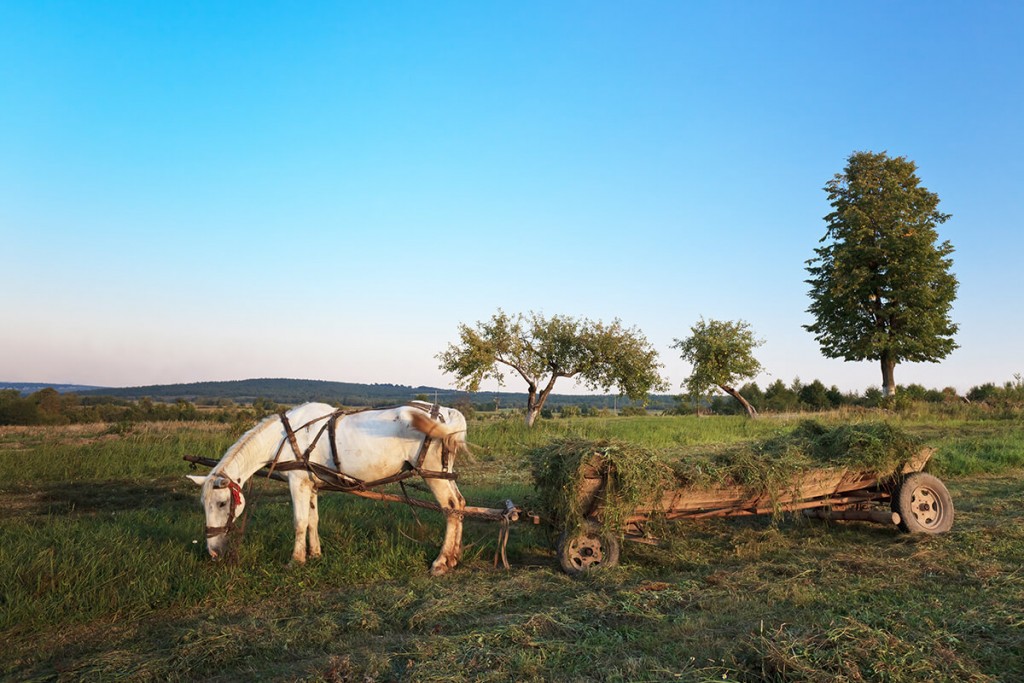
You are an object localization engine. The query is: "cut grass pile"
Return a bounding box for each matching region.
[528,436,669,536]
[529,421,926,534]
[666,420,926,489]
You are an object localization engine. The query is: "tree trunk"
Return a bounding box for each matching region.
[525,383,555,427]
[880,352,897,397]
[525,384,539,427]
[525,406,540,427]
[525,389,555,427]
[524,375,560,427]
[720,385,758,419]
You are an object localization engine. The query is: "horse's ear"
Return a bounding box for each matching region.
[185,474,207,486]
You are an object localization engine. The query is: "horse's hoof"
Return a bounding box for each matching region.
[430,556,459,576]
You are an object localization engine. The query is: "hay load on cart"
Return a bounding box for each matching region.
[529,421,954,575]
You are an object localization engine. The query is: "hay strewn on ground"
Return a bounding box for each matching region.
[529,421,925,534]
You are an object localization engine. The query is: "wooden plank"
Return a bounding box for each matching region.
[630,494,872,522]
[805,508,900,525]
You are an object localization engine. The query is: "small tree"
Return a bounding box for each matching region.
[863,386,884,406]
[798,380,830,411]
[740,382,765,410]
[764,379,800,413]
[672,318,764,418]
[805,151,958,396]
[559,404,581,418]
[438,310,667,427]
[826,385,845,408]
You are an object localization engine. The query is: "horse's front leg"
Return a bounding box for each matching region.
[307,490,322,560]
[287,475,314,565]
[425,478,466,576]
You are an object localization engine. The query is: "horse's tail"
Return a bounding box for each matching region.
[410,411,467,461]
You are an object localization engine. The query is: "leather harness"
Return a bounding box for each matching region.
[204,404,459,538]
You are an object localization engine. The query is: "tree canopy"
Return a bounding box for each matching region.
[805,151,958,396]
[437,310,667,426]
[672,318,764,418]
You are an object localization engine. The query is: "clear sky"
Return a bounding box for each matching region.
[2,1,1022,395]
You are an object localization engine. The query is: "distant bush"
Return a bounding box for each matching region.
[452,398,476,419]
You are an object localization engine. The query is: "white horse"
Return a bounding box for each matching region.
[186,402,468,576]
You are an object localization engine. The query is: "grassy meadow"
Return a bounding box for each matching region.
[2,412,1023,681]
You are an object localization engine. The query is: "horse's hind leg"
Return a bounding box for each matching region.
[425,478,466,576]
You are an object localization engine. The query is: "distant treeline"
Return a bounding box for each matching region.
[2,375,1023,426]
[687,377,1024,416]
[76,378,448,406]
[0,389,257,426]
[73,378,672,412]
[0,385,652,426]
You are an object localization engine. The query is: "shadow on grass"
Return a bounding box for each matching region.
[33,481,194,516]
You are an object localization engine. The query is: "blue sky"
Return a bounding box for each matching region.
[2,1,1021,394]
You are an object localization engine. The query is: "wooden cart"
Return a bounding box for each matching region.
[557,447,954,575]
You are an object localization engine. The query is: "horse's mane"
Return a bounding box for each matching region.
[218,412,282,472]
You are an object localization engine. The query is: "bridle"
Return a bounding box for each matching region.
[204,473,244,538]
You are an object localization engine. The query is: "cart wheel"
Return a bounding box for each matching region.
[557,525,620,575]
[892,472,954,534]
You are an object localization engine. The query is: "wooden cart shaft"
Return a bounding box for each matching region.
[182,454,519,522]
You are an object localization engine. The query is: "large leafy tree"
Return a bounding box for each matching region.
[671,318,764,418]
[805,151,958,396]
[438,310,667,426]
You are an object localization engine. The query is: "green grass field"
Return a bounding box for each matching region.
[2,414,1022,681]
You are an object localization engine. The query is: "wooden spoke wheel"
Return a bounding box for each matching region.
[892,472,954,534]
[557,525,621,575]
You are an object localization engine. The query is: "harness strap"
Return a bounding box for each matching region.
[279,411,304,462]
[265,402,458,492]
[280,403,436,472]
[274,459,457,492]
[327,412,342,471]
[432,403,452,473]
[414,403,447,471]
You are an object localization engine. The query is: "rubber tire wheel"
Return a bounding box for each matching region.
[557,525,621,575]
[892,472,954,534]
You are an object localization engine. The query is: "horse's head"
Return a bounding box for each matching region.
[186,473,246,559]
